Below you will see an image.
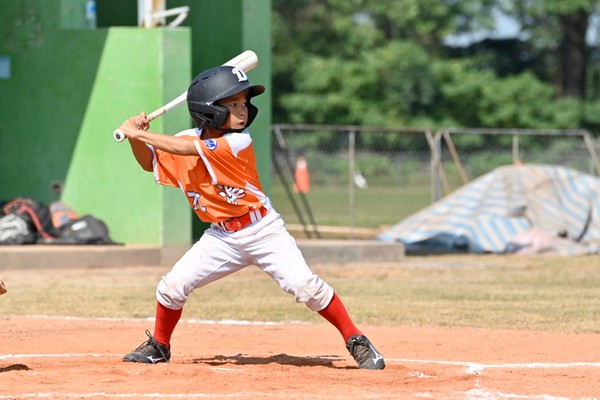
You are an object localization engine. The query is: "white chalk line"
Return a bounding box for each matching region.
[4,317,599,400]
[0,394,362,399]
[464,389,596,400]
[14,314,308,326]
[4,354,600,371]
[2,354,598,400]
[395,358,600,400]
[390,358,600,374]
[0,391,593,400]
[0,353,117,361]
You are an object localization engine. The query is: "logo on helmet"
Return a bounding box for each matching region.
[231,67,248,83]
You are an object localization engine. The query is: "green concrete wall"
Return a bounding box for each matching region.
[0,1,105,205]
[0,0,271,246]
[61,28,192,246]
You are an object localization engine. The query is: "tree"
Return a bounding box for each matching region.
[272,0,498,125]
[500,0,600,98]
[271,0,599,131]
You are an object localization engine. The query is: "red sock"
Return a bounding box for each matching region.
[318,292,362,342]
[153,301,182,347]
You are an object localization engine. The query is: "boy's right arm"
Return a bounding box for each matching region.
[120,113,153,172]
[128,139,154,172]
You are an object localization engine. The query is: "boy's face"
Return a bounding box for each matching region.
[217,90,249,130]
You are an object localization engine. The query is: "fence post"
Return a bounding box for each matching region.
[348,128,356,238]
[432,131,443,201]
[581,130,600,175]
[512,135,520,164]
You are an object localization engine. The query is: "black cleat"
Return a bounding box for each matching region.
[123,330,170,364]
[346,334,385,370]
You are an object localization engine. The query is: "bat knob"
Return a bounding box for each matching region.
[114,129,126,142]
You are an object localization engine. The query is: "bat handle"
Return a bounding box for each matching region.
[114,129,127,142]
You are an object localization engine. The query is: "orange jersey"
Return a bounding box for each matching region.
[151,128,267,223]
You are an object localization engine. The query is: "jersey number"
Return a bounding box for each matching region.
[187,191,207,212]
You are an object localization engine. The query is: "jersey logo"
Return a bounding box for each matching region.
[204,139,217,150]
[232,67,248,82]
[217,185,246,205]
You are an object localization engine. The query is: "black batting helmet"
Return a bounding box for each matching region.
[187,66,265,130]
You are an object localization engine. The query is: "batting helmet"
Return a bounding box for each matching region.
[187,66,265,130]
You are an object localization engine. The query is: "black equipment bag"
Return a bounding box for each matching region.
[56,215,116,244]
[0,198,57,244]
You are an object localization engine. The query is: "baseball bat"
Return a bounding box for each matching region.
[113,50,259,142]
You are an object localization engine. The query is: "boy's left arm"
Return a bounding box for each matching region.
[119,114,197,156]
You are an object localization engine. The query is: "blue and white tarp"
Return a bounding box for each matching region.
[377,164,600,255]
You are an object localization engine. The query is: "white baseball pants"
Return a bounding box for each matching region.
[156,207,334,312]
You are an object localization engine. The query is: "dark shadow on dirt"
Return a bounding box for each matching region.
[190,353,347,368]
[0,363,30,373]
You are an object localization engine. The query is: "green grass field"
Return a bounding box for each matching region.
[269,181,432,229]
[2,254,600,334]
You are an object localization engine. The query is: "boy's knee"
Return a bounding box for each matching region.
[156,278,188,309]
[291,275,334,312]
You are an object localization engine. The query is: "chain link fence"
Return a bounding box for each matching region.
[270,124,600,239]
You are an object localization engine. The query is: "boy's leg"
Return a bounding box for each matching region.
[154,301,183,346]
[123,230,245,363]
[317,292,361,341]
[244,214,385,370]
[121,302,182,364]
[318,292,385,370]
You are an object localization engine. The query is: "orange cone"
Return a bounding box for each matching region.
[293,156,310,194]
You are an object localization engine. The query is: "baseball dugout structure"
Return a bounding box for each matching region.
[271,124,600,239]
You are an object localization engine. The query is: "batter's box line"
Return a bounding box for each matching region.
[17,314,309,326]
[6,354,599,373]
[0,353,119,361]
[0,393,367,399]
[390,358,600,374]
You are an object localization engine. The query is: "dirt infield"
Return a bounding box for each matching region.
[2,316,600,399]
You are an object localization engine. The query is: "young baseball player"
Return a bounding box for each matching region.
[117,65,385,370]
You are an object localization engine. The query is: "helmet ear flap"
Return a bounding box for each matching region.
[246,103,258,127]
[189,104,230,129]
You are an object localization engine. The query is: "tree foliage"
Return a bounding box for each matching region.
[272,0,600,133]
